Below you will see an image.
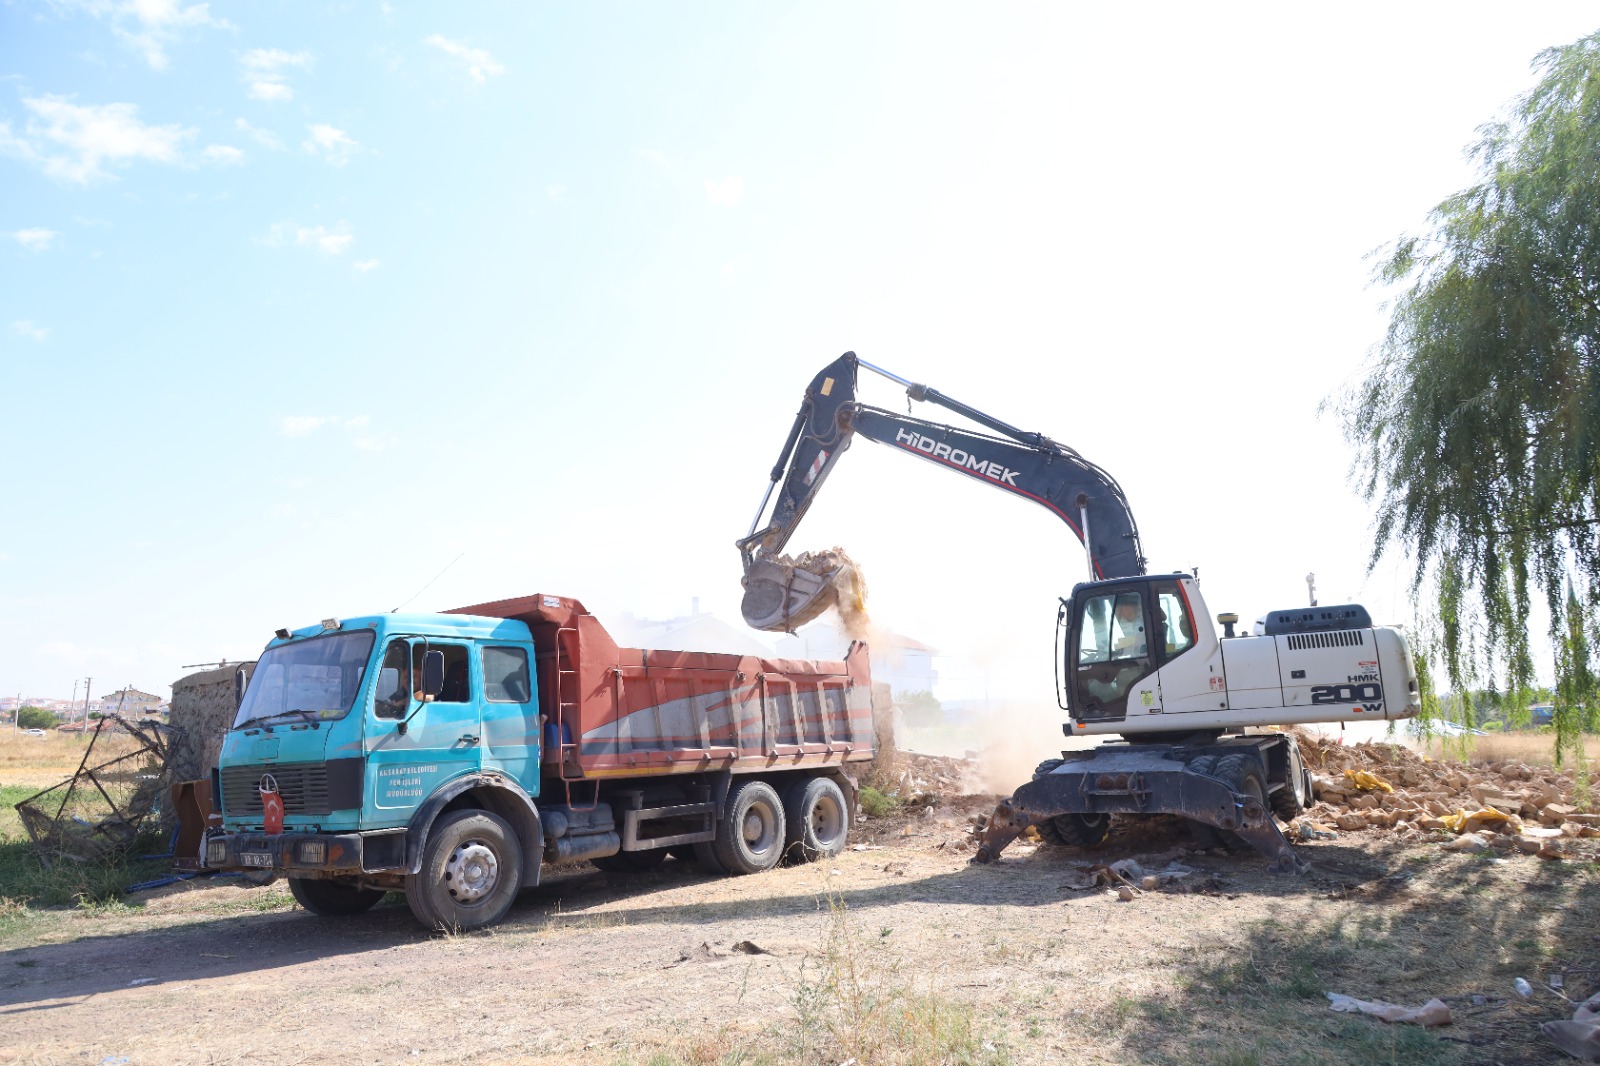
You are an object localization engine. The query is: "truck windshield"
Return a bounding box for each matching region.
[233,630,377,729]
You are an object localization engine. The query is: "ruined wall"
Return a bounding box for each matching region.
[167,662,253,787]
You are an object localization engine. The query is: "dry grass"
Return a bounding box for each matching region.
[0,729,140,783]
[1413,730,1600,770]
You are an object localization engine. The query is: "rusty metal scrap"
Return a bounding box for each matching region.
[16,716,173,867]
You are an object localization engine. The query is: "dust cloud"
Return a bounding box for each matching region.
[898,699,1092,795]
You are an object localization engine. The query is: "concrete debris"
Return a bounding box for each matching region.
[1294,729,1596,853]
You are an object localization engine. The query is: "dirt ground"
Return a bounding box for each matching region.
[2,788,1596,1066]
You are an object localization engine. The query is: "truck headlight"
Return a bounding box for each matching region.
[206,839,227,865]
[296,840,326,865]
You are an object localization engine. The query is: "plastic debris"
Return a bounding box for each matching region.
[1542,990,1600,1061]
[1516,978,1534,997]
[1327,992,1451,1027]
[1343,769,1394,793]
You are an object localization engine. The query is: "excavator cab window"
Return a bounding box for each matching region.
[1153,582,1194,660]
[1072,586,1154,720]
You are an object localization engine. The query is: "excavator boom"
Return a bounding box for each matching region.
[739,352,1146,631]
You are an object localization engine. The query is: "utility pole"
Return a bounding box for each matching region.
[82,677,92,729]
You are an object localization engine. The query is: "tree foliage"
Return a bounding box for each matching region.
[17,706,57,730]
[1339,30,1600,762]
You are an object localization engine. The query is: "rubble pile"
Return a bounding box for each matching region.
[880,750,987,801]
[1296,731,1598,857]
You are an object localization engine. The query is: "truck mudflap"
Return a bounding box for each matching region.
[971,750,1304,873]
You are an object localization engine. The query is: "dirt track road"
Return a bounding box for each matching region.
[1,802,1593,1065]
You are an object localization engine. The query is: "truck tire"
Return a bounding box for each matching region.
[690,840,727,874]
[1270,743,1310,823]
[1209,753,1269,854]
[783,776,850,863]
[711,779,787,875]
[1033,758,1064,778]
[592,848,668,873]
[288,876,386,916]
[1036,812,1111,849]
[405,809,523,932]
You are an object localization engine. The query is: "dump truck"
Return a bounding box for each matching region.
[203,594,873,930]
[739,353,1421,870]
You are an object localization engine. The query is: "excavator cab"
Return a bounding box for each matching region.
[1060,576,1199,725]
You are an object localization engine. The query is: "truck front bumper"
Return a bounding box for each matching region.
[205,829,404,876]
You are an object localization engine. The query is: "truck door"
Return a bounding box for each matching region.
[366,637,483,819]
[478,643,538,792]
[1071,586,1159,723]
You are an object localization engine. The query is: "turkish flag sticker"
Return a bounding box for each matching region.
[259,774,284,835]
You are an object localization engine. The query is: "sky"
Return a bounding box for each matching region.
[3,2,1599,710]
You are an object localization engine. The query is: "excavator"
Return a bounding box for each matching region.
[739,352,1420,870]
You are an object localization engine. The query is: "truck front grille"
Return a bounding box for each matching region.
[220,762,332,817]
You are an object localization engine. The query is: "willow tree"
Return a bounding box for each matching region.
[1341,30,1600,764]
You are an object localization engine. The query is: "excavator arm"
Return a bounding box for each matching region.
[738,351,1147,631]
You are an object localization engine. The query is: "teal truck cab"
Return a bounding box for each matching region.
[207,594,875,931]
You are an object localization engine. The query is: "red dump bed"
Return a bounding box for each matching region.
[448,594,875,780]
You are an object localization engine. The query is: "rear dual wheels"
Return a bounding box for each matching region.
[710,780,787,875]
[783,777,850,863]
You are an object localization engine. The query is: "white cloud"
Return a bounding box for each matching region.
[703,175,745,206]
[11,228,59,251]
[424,34,504,84]
[0,95,192,184]
[248,82,292,103]
[64,0,230,71]
[264,221,355,255]
[234,117,282,150]
[303,123,358,166]
[201,143,242,165]
[279,415,330,437]
[10,320,49,342]
[352,258,380,276]
[240,48,311,102]
[278,415,376,447]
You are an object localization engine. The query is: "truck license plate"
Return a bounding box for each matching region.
[240,852,274,868]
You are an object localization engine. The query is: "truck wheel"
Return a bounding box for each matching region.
[783,777,850,863]
[288,876,386,916]
[712,780,787,875]
[1210,753,1269,853]
[1033,758,1064,778]
[1270,743,1310,822]
[1037,813,1111,849]
[690,841,727,874]
[405,809,523,932]
[592,848,668,873]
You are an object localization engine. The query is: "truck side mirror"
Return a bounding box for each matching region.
[234,666,249,709]
[422,650,445,699]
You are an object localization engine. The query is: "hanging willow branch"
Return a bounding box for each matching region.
[1336,29,1600,762]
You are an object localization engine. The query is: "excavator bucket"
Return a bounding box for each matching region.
[741,549,869,634]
